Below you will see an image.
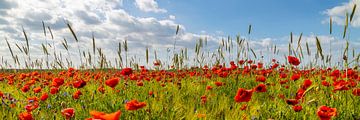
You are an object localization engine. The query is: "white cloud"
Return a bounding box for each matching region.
[0,0,358,69]
[324,0,360,27]
[0,0,213,68]
[134,0,167,13]
[169,15,176,20]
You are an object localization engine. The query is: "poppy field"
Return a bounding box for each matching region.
[1,57,360,120]
[1,3,360,120]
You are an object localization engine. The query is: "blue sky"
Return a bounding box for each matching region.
[0,0,359,68]
[123,0,348,37]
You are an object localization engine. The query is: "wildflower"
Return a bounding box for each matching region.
[317,106,336,120]
[214,81,224,86]
[33,87,42,93]
[287,56,300,66]
[121,68,133,76]
[21,85,30,93]
[291,74,301,81]
[125,100,146,111]
[73,90,82,99]
[105,78,120,88]
[352,88,360,96]
[40,93,48,101]
[73,80,87,88]
[254,84,267,92]
[292,105,302,112]
[234,88,253,103]
[256,75,266,82]
[87,110,121,120]
[50,87,59,94]
[286,99,299,105]
[302,79,312,89]
[52,78,64,87]
[19,112,33,120]
[61,108,75,120]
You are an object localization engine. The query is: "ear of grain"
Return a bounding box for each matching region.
[5,38,15,63]
[350,4,357,22]
[343,40,349,61]
[343,13,349,39]
[250,48,257,59]
[176,25,180,35]
[330,17,333,35]
[288,43,291,55]
[92,32,96,55]
[123,40,128,52]
[42,43,49,55]
[296,33,303,51]
[67,23,79,42]
[22,26,30,53]
[248,24,252,35]
[290,32,293,44]
[42,21,46,37]
[274,45,277,54]
[47,26,54,40]
[146,47,149,64]
[62,38,69,51]
[15,43,23,53]
[315,36,324,60]
[306,42,311,56]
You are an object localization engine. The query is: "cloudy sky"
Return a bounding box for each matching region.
[0,0,359,68]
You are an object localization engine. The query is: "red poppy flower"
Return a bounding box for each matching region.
[19,112,33,120]
[214,81,224,86]
[292,105,302,112]
[40,93,48,101]
[240,104,247,110]
[52,78,64,87]
[148,91,154,96]
[136,81,144,86]
[87,110,121,120]
[279,73,287,78]
[206,85,213,90]
[256,75,266,82]
[317,106,337,120]
[302,79,312,89]
[21,85,30,93]
[125,100,147,111]
[50,87,59,94]
[286,99,299,105]
[73,80,86,88]
[254,84,267,92]
[98,86,105,94]
[291,74,301,81]
[352,88,360,96]
[322,81,330,87]
[25,102,39,112]
[333,80,349,92]
[73,90,82,99]
[33,87,42,93]
[201,95,207,104]
[234,88,253,103]
[105,78,120,88]
[295,88,305,100]
[287,56,300,66]
[61,108,75,120]
[121,68,133,76]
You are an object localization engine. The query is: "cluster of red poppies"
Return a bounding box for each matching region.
[0,55,359,119]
